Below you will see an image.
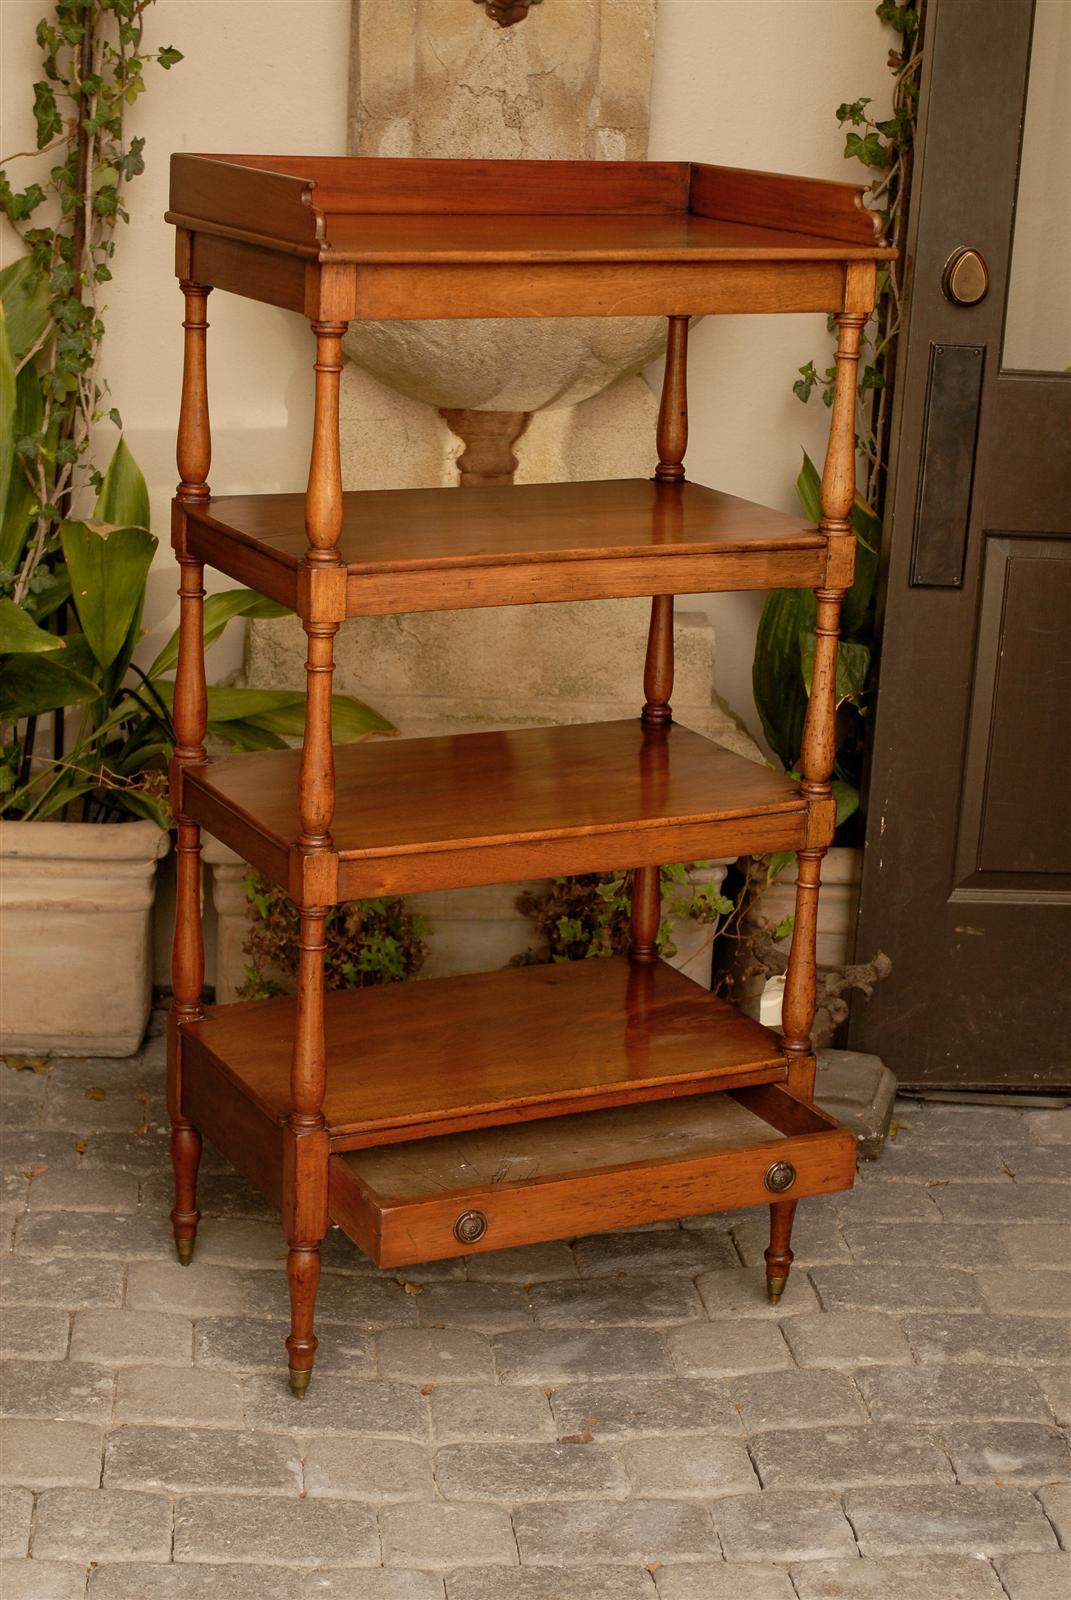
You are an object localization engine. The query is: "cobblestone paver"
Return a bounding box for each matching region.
[1,1030,1068,1595]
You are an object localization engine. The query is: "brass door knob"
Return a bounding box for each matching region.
[942,248,990,306]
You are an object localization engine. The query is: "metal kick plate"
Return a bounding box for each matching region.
[910,342,985,588]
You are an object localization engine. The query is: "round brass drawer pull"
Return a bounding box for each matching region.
[453,1209,488,1245]
[764,1160,797,1194]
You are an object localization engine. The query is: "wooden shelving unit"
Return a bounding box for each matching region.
[166,154,893,1395]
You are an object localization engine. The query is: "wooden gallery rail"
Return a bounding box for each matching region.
[165,155,894,1395]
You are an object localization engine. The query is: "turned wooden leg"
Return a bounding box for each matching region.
[765,1199,798,1303]
[169,280,212,1266]
[169,1125,202,1266]
[167,580,207,1265]
[283,319,344,1395]
[286,1244,322,1398]
[284,908,330,1397]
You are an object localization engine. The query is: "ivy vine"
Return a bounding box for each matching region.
[0,0,182,611]
[792,0,923,513]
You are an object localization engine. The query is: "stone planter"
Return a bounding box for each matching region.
[202,835,251,1005]
[0,819,170,1057]
[662,862,734,988]
[736,845,863,1021]
[749,846,863,969]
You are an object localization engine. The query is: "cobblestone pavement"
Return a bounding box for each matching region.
[1,1020,1068,1599]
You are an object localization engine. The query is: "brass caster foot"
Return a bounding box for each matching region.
[289,1367,312,1399]
[767,1276,787,1305]
[175,1238,195,1267]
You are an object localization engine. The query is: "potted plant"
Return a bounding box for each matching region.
[514,862,736,986]
[0,9,389,1053]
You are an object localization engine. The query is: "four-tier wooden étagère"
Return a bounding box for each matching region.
[166,155,894,1396]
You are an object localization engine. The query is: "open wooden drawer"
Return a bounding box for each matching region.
[329,1083,856,1268]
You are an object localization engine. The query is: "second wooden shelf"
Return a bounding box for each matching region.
[184,478,827,618]
[183,718,809,902]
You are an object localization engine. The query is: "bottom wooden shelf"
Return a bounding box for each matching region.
[330,1084,856,1267]
[181,956,789,1150]
[178,957,856,1273]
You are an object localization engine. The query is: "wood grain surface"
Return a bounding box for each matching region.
[327,1083,855,1267]
[185,478,826,617]
[182,719,808,901]
[181,957,789,1145]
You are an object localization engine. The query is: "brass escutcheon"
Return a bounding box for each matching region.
[453,1209,489,1245]
[764,1160,797,1194]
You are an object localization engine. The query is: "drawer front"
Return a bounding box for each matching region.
[330,1096,855,1269]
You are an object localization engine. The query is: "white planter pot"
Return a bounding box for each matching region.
[662,862,733,988]
[202,835,250,1004]
[0,819,170,1057]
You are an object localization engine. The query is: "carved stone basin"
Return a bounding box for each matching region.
[342,316,669,414]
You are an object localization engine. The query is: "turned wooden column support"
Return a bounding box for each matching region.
[305,322,346,563]
[298,320,346,853]
[655,315,689,484]
[632,316,691,963]
[168,280,212,1266]
[781,309,864,1100]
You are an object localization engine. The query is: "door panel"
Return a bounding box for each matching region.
[849,0,1071,1086]
[957,538,1071,881]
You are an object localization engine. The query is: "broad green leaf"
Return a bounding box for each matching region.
[753,587,815,771]
[61,518,157,670]
[832,778,860,828]
[154,682,395,742]
[0,597,63,653]
[0,649,100,719]
[0,310,15,544]
[0,258,50,365]
[120,790,172,828]
[207,718,289,752]
[24,566,72,624]
[796,450,881,641]
[93,436,150,532]
[841,499,881,638]
[796,451,822,524]
[766,850,796,882]
[799,630,871,708]
[247,694,395,743]
[1,358,45,574]
[147,589,290,679]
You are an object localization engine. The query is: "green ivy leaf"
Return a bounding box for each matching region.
[157,46,183,68]
[844,130,891,169]
[32,81,62,148]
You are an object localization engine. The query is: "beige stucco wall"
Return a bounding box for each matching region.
[2,0,890,739]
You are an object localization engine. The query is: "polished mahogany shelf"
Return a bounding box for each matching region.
[181,957,790,1153]
[167,155,893,321]
[185,478,828,617]
[182,718,808,903]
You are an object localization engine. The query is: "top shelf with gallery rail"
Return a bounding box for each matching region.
[167,154,894,322]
